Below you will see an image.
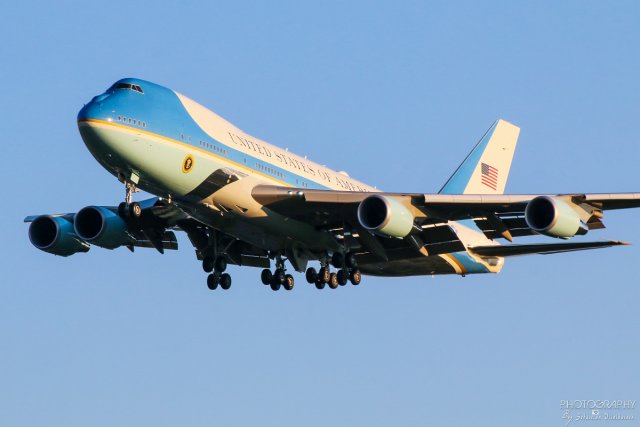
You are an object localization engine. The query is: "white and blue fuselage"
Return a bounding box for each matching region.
[78,78,498,276]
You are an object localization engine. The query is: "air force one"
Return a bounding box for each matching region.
[25,78,640,291]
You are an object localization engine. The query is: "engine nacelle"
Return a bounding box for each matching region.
[525,196,583,239]
[74,206,133,249]
[28,215,90,256]
[357,195,414,238]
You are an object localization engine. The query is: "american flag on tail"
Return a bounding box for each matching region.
[481,162,498,190]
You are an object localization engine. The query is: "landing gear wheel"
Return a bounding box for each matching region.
[319,267,331,284]
[315,278,326,289]
[202,257,214,273]
[274,268,286,285]
[305,267,318,284]
[118,202,128,218]
[350,269,362,285]
[345,252,358,268]
[331,252,344,268]
[337,269,348,286]
[219,273,232,290]
[129,202,142,218]
[270,280,281,291]
[283,274,295,290]
[261,269,273,285]
[207,273,220,290]
[328,273,339,289]
[214,257,227,272]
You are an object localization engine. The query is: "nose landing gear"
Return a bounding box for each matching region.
[117,181,142,220]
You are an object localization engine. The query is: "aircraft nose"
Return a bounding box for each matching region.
[77,92,112,122]
[91,93,110,104]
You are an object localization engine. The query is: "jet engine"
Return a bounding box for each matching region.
[28,215,90,256]
[357,195,414,238]
[74,206,133,249]
[525,196,584,238]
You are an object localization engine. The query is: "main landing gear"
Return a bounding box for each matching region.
[204,256,232,290]
[201,252,362,292]
[261,258,295,291]
[305,252,362,290]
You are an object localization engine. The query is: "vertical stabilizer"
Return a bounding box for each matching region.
[439,119,520,195]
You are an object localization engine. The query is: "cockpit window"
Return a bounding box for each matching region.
[112,83,144,94]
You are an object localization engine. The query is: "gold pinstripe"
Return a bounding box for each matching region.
[439,253,467,275]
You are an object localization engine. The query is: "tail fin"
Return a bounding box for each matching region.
[439,119,520,195]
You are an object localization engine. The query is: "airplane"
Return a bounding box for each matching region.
[25,78,640,291]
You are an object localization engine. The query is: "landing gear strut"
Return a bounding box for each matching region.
[203,256,227,273]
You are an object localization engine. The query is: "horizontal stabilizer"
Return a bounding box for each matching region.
[469,240,629,257]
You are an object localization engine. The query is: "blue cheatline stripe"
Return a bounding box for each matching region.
[438,121,498,195]
[450,251,490,274]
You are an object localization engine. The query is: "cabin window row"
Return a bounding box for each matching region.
[117,116,146,128]
[255,162,286,179]
[199,140,228,155]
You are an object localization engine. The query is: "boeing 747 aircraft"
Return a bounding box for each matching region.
[25,78,640,291]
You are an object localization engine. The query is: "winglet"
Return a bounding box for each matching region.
[439,119,520,195]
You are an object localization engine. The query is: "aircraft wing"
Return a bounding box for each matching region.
[25,197,274,267]
[252,185,640,243]
[468,240,629,257]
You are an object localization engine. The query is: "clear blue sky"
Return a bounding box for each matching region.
[1,1,638,426]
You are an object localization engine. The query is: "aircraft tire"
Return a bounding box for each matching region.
[345,252,357,268]
[315,279,325,290]
[118,202,128,219]
[220,273,232,290]
[319,267,330,284]
[305,267,318,283]
[270,280,281,291]
[129,202,142,218]
[283,274,294,290]
[350,269,362,285]
[261,269,272,285]
[203,257,214,273]
[328,273,339,289]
